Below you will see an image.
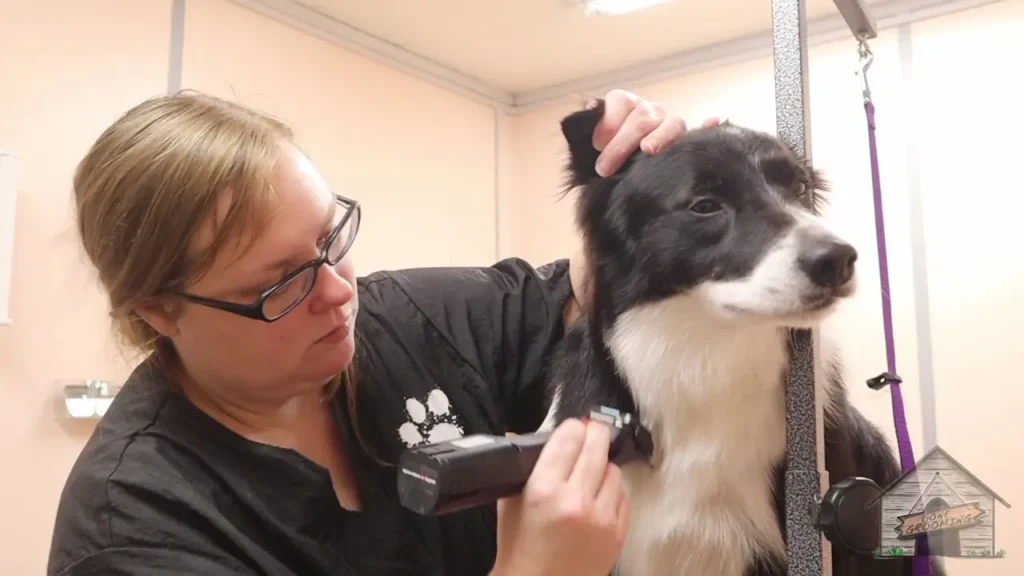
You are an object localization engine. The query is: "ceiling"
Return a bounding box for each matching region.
[279,0,875,94]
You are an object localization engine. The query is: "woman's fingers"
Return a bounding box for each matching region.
[615,485,631,544]
[587,88,726,178]
[591,89,640,152]
[528,418,587,487]
[567,420,612,498]
[595,101,665,177]
[639,115,687,156]
[594,461,623,517]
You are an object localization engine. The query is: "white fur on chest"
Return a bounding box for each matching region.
[606,298,793,576]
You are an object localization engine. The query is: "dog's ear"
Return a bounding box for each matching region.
[560,99,606,190]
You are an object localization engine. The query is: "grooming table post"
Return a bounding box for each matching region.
[772,0,881,574]
[771,0,828,574]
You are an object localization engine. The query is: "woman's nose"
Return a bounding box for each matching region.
[310,262,353,310]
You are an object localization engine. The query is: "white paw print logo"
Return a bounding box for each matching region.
[397,388,465,447]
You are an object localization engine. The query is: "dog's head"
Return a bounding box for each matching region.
[561,100,858,329]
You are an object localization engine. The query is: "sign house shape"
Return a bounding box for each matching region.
[873,445,1010,558]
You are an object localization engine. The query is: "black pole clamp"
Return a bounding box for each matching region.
[817,476,885,556]
[866,371,902,391]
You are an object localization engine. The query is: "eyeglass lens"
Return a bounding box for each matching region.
[260,206,359,319]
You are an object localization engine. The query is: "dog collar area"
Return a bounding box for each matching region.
[588,405,655,465]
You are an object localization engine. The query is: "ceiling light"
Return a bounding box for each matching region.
[581,0,674,16]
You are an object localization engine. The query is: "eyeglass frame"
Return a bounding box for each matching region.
[166,194,361,323]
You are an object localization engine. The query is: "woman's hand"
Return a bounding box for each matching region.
[492,419,629,576]
[591,88,721,178]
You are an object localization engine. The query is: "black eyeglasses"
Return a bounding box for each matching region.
[169,194,361,322]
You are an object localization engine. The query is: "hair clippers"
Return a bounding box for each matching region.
[396,405,653,516]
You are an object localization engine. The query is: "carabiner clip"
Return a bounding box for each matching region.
[856,35,874,103]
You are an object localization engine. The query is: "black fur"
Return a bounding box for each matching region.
[544,101,945,576]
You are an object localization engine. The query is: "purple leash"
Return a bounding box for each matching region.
[859,40,930,575]
[864,100,916,471]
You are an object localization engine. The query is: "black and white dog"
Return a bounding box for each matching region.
[539,101,945,576]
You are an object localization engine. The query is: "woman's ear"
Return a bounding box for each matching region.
[133,297,183,338]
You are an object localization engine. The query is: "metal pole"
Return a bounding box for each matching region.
[772,0,879,574]
[771,1,822,575]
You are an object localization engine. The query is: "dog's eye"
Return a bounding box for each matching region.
[794,181,807,197]
[689,198,723,215]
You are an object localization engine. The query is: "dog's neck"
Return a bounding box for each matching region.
[596,293,802,572]
[601,294,792,460]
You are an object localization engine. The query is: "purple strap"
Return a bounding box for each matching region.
[865,101,916,471]
[864,100,931,574]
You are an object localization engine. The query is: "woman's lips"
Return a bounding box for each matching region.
[317,316,353,344]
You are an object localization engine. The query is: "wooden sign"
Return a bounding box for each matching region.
[895,502,986,539]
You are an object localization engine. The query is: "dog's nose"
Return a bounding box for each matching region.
[800,241,858,288]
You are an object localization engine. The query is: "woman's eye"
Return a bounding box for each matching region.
[690,198,723,215]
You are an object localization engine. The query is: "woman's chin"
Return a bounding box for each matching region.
[308,334,355,380]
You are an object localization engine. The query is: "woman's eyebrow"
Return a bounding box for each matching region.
[257,199,339,275]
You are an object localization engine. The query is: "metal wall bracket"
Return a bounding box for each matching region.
[61,379,122,419]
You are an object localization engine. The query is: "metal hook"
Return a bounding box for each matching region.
[856,34,874,103]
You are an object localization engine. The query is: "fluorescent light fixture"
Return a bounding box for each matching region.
[581,0,673,16]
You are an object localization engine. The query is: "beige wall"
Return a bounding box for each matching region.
[913,4,1023,572]
[505,2,1022,574]
[181,0,498,272]
[0,2,173,573]
[0,0,499,572]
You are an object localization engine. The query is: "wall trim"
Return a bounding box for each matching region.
[493,108,509,262]
[167,0,186,94]
[231,0,1004,115]
[896,22,939,451]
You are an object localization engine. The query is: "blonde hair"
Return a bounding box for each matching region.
[75,91,290,351]
[74,91,364,442]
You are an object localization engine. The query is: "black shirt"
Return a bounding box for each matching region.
[47,257,572,576]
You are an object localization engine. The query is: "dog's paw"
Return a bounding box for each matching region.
[397,388,464,447]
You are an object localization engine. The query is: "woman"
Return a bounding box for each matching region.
[47,89,715,575]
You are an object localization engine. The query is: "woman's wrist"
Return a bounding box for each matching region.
[490,552,512,576]
[490,555,529,576]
